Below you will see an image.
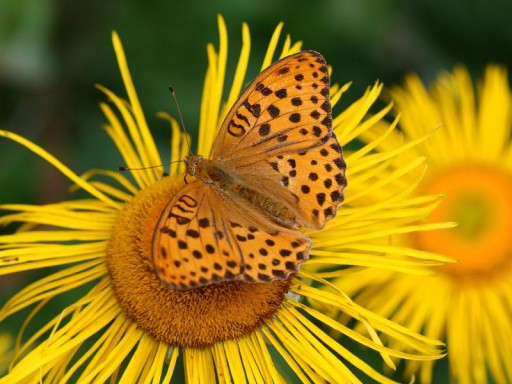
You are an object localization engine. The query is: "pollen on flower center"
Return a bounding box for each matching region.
[414,164,512,279]
[106,175,292,348]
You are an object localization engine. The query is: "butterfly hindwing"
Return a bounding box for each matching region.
[221,202,312,283]
[153,183,244,290]
[227,133,346,230]
[266,134,347,228]
[153,182,312,290]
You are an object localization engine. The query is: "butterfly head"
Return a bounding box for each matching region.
[184,154,203,176]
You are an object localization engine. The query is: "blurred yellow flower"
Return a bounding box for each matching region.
[333,65,512,383]
[0,16,452,383]
[0,333,13,375]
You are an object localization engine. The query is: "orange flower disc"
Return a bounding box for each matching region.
[107,176,292,347]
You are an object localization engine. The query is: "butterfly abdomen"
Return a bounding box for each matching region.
[200,160,297,228]
[235,184,297,228]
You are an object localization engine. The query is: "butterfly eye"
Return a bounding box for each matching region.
[185,155,203,176]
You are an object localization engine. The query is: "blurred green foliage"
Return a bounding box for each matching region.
[1,0,511,202]
[0,0,510,382]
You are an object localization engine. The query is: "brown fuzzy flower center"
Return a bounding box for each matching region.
[415,164,512,281]
[107,175,292,347]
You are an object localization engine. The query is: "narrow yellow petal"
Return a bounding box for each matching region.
[334,82,384,144]
[79,313,131,380]
[111,31,162,179]
[0,203,115,230]
[155,112,185,175]
[251,332,284,383]
[260,325,316,384]
[1,260,105,320]
[77,180,133,202]
[223,339,246,383]
[85,323,143,383]
[160,345,179,383]
[97,92,154,188]
[286,40,303,55]
[212,342,232,384]
[1,286,118,383]
[73,169,139,196]
[214,15,229,131]
[330,81,351,108]
[238,336,267,383]
[261,22,284,70]
[277,306,360,382]
[222,22,251,121]
[0,130,117,208]
[119,334,157,383]
[59,318,117,383]
[198,44,219,156]
[279,34,292,57]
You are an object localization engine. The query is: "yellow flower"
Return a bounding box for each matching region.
[333,65,512,383]
[0,16,451,383]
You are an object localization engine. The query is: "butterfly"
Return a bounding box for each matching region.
[153,51,347,290]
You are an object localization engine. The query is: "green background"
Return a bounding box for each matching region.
[1,0,510,382]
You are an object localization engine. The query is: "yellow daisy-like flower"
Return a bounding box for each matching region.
[333,65,512,383]
[0,16,452,383]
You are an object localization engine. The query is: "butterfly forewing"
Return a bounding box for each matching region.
[211,50,346,229]
[211,51,332,164]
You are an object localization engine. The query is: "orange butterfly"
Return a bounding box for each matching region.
[153,51,346,290]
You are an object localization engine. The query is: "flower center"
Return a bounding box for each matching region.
[415,164,512,280]
[107,175,292,347]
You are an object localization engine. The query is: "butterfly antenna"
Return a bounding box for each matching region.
[118,161,182,172]
[168,85,193,155]
[118,86,190,174]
